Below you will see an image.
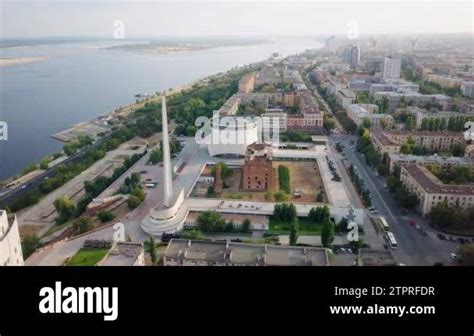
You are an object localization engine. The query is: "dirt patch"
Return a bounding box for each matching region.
[19,225,43,237]
[144,133,162,147]
[191,160,328,204]
[274,160,328,203]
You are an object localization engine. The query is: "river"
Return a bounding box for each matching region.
[0,37,321,180]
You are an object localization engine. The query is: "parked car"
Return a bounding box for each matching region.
[408,219,416,226]
[401,209,408,215]
[457,237,467,244]
[450,253,462,262]
[437,233,446,240]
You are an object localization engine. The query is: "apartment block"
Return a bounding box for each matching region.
[400,165,474,217]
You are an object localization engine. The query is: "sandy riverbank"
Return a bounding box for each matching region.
[0,57,47,67]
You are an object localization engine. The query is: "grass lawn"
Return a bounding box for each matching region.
[65,248,110,266]
[269,216,321,235]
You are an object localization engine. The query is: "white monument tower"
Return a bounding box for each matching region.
[141,96,186,235]
[161,96,173,207]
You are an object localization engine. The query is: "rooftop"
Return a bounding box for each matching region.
[100,242,144,266]
[371,130,399,146]
[384,130,464,138]
[358,248,397,266]
[402,165,474,195]
[164,239,329,266]
[389,153,474,165]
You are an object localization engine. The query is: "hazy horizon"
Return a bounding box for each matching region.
[1,1,472,39]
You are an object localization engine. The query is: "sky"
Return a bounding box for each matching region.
[0,1,473,38]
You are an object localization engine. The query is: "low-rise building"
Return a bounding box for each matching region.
[427,74,462,88]
[100,242,145,266]
[0,210,24,266]
[461,82,474,98]
[400,165,474,217]
[216,93,241,116]
[369,79,419,97]
[373,91,451,112]
[403,106,472,129]
[240,92,282,109]
[335,88,356,109]
[371,130,465,155]
[357,248,397,266]
[163,239,330,266]
[242,143,274,191]
[370,131,402,155]
[238,72,256,93]
[346,104,393,129]
[388,153,474,174]
[262,111,288,134]
[385,130,465,151]
[465,144,474,159]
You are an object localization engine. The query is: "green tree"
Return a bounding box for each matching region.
[321,218,335,248]
[144,236,157,265]
[273,190,289,201]
[97,210,115,223]
[72,216,93,235]
[278,165,291,194]
[405,115,415,131]
[197,210,225,232]
[289,218,299,246]
[181,229,204,240]
[309,206,330,223]
[211,162,232,179]
[362,118,372,130]
[241,218,252,234]
[54,196,76,224]
[273,203,297,222]
[430,203,456,228]
[316,190,324,202]
[40,160,49,170]
[131,187,145,202]
[21,234,41,259]
[127,195,142,209]
[149,147,163,165]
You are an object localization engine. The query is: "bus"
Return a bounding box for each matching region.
[378,216,390,232]
[386,232,398,249]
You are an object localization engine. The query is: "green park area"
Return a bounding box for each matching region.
[269,216,321,235]
[65,248,109,266]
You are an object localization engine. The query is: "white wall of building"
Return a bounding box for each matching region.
[382,58,401,79]
[0,210,24,266]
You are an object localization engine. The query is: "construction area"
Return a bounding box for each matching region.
[191,159,327,204]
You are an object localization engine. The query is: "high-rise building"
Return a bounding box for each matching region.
[0,210,24,266]
[324,35,335,51]
[382,58,401,79]
[342,45,360,68]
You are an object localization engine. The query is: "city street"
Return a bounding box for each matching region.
[333,133,458,265]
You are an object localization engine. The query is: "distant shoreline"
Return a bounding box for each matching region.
[107,40,272,55]
[0,57,47,67]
